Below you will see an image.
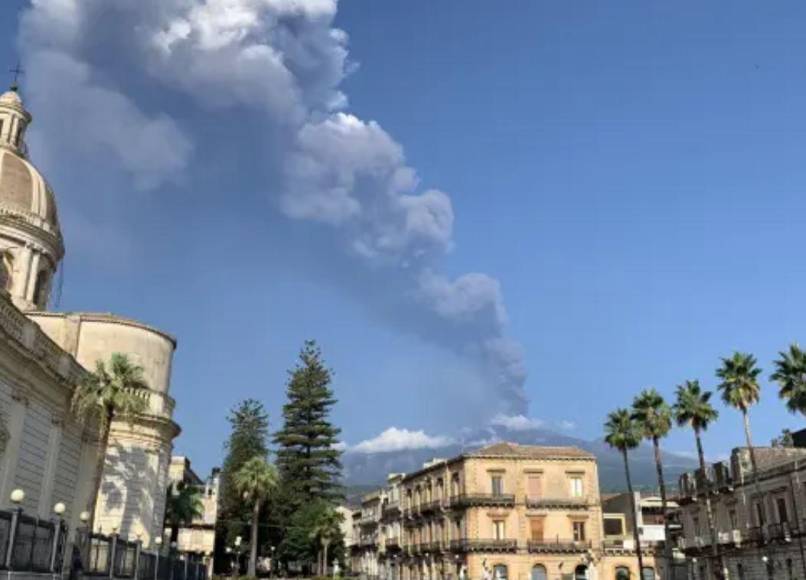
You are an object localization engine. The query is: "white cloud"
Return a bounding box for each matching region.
[490,414,544,431]
[350,427,454,454]
[558,420,576,431]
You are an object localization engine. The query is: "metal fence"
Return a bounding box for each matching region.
[0,507,66,573]
[75,530,208,580]
[0,508,207,580]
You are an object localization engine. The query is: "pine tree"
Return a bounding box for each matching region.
[219,399,270,543]
[274,340,342,511]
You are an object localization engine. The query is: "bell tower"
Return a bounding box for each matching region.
[0,85,64,311]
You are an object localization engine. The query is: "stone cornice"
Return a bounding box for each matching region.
[28,311,177,347]
[0,292,86,394]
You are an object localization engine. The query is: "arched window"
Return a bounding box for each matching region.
[574,565,588,580]
[0,253,10,291]
[641,569,655,580]
[34,269,50,307]
[493,565,508,580]
[531,565,547,580]
[615,567,630,580]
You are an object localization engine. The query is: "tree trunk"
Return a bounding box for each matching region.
[652,436,674,577]
[695,428,722,579]
[317,549,323,576]
[248,499,260,577]
[87,409,113,529]
[742,409,765,518]
[170,524,179,544]
[323,539,331,576]
[743,408,773,579]
[622,448,645,576]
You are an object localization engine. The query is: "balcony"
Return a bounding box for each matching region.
[419,500,444,514]
[527,539,591,553]
[768,522,795,542]
[746,527,766,544]
[384,538,401,550]
[382,502,401,518]
[525,496,588,510]
[448,494,516,508]
[449,539,517,553]
[419,541,444,554]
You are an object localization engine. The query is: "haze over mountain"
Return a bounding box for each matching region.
[342,423,697,493]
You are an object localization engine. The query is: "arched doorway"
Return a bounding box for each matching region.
[615,566,630,580]
[574,565,588,580]
[531,565,547,580]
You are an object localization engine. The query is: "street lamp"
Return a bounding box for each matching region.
[10,488,24,504]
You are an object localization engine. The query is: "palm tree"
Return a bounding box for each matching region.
[233,456,278,577]
[71,353,149,526]
[164,482,204,544]
[772,343,806,417]
[632,389,673,575]
[604,408,645,576]
[716,352,765,521]
[673,380,721,579]
[309,505,343,576]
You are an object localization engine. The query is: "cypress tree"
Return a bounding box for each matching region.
[274,340,342,510]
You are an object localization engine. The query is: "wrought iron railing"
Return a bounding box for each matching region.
[527,539,591,553]
[0,508,207,580]
[0,509,65,572]
[449,539,517,552]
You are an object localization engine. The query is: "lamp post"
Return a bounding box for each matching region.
[155,537,163,580]
[51,502,66,572]
[5,488,25,569]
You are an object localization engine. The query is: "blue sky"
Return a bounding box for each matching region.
[3,0,806,473]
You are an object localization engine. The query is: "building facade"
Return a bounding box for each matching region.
[677,443,806,579]
[352,443,657,580]
[167,456,219,558]
[0,85,180,548]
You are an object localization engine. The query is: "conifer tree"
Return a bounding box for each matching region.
[274,340,342,510]
[219,399,270,543]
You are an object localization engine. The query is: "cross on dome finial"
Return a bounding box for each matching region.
[9,62,24,92]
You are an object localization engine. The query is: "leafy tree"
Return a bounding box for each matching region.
[604,408,645,576]
[280,500,343,573]
[631,389,673,574]
[71,353,148,525]
[274,341,342,511]
[309,505,344,575]
[219,400,270,543]
[673,380,722,579]
[772,344,806,417]
[233,456,279,577]
[771,428,795,448]
[165,482,204,543]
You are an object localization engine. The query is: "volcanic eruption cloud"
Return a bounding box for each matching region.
[20,0,528,417]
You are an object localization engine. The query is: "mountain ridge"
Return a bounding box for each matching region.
[341,423,696,496]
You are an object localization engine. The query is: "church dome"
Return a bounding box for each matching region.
[0,148,60,236]
[0,86,64,312]
[0,88,61,241]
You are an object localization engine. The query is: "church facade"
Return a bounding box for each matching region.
[0,85,180,548]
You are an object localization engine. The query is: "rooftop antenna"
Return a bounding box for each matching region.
[9,61,24,92]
